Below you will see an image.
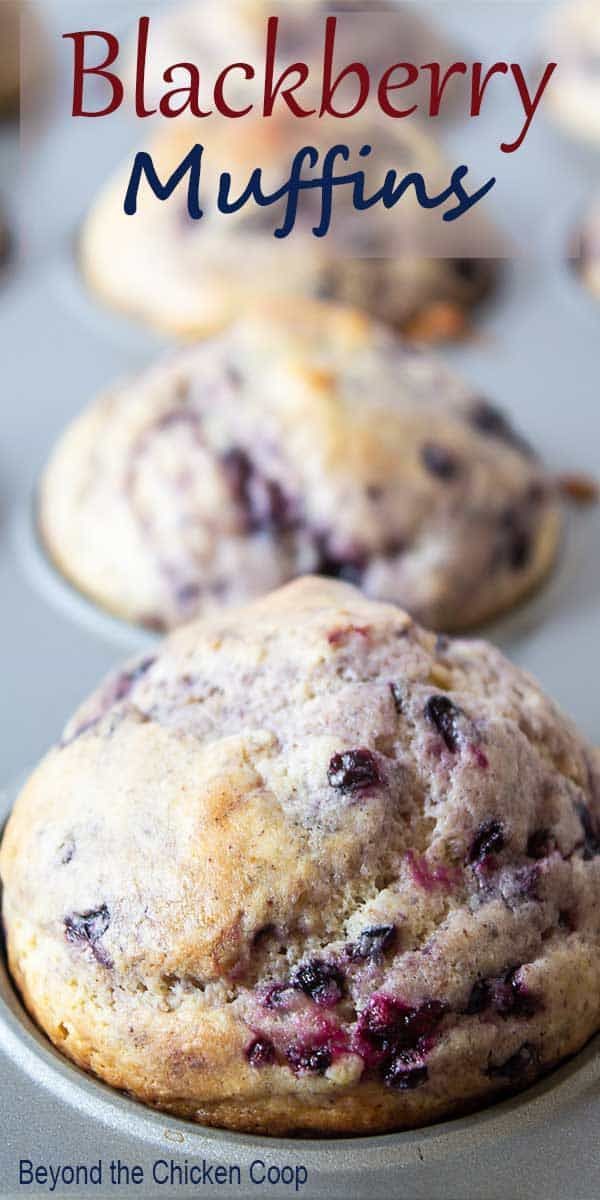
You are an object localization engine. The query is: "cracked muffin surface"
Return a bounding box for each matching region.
[39,305,560,633]
[2,577,600,1136]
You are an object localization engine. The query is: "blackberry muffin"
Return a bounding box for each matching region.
[80,116,498,342]
[542,0,600,145]
[39,305,560,633]
[0,1,20,115]
[575,198,600,298]
[2,577,600,1135]
[0,206,9,266]
[130,0,460,115]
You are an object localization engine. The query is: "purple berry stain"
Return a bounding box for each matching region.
[384,1058,429,1091]
[327,624,370,647]
[285,1022,349,1076]
[355,993,447,1074]
[406,851,460,893]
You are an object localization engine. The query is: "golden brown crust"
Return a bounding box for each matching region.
[2,579,600,1135]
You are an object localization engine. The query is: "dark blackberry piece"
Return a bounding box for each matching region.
[286,1042,332,1075]
[467,968,541,1019]
[576,803,600,859]
[260,982,294,1010]
[64,905,111,967]
[113,656,156,702]
[526,829,555,860]
[498,509,533,572]
[245,1037,276,1068]
[384,1058,428,1091]
[469,820,505,864]
[558,908,577,932]
[59,838,75,866]
[487,1042,536,1080]
[327,749,381,793]
[508,527,532,571]
[421,442,460,480]
[424,695,462,753]
[356,994,447,1067]
[221,448,294,534]
[453,258,480,284]
[466,978,490,1015]
[315,536,367,586]
[221,447,252,508]
[470,400,534,458]
[291,960,344,1008]
[498,968,542,1018]
[350,925,396,962]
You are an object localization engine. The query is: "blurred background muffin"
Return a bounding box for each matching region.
[543,0,600,145]
[0,1,21,116]
[39,304,561,633]
[574,196,600,297]
[129,0,462,117]
[81,116,499,342]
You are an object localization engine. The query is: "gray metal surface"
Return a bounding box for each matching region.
[1,1,600,1197]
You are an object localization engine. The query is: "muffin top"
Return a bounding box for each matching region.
[576,197,600,298]
[128,0,459,113]
[543,0,600,145]
[0,1,21,111]
[40,305,560,633]
[2,577,600,1135]
[80,112,498,339]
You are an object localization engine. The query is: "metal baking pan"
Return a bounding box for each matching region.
[2,771,600,1200]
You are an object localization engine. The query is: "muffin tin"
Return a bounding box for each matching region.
[1,765,600,1199]
[1,0,600,1196]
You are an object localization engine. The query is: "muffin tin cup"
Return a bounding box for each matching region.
[15,476,593,660]
[2,768,600,1198]
[13,493,159,655]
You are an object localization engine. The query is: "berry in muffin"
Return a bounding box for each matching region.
[542,0,600,146]
[39,305,560,633]
[2,577,599,1135]
[80,113,498,341]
